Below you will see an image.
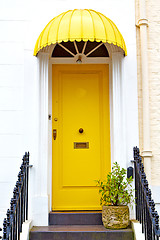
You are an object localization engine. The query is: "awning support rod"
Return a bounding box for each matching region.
[58,43,75,56]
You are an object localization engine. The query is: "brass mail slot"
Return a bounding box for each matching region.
[74,142,89,149]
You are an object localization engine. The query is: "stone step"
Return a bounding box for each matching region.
[30,225,134,240]
[49,211,103,225]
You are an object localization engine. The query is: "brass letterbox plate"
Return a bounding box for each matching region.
[74,142,89,149]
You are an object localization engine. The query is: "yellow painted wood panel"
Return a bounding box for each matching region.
[52,64,110,210]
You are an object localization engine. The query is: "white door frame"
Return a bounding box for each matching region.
[32,46,127,226]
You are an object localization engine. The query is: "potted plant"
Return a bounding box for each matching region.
[96,162,134,229]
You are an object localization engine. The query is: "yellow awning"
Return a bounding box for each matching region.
[34,9,127,56]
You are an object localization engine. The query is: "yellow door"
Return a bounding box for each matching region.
[52,64,110,210]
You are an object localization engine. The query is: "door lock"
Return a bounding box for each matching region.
[53,129,57,140]
[79,128,84,134]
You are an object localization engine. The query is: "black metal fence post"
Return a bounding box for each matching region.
[0,227,2,239]
[1,152,30,240]
[133,147,160,240]
[3,219,7,240]
[26,152,29,221]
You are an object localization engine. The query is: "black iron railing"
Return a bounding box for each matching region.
[0,152,30,240]
[134,146,160,240]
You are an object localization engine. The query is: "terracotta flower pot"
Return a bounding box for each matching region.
[102,205,129,229]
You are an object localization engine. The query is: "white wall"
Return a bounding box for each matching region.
[0,0,138,227]
[0,1,26,226]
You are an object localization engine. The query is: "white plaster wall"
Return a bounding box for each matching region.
[123,0,139,166]
[0,1,26,227]
[0,0,138,227]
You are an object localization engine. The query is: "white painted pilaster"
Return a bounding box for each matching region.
[32,53,49,226]
[111,52,127,169]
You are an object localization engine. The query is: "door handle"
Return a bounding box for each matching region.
[53,129,57,140]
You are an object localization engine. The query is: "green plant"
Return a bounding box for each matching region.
[96,162,134,206]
